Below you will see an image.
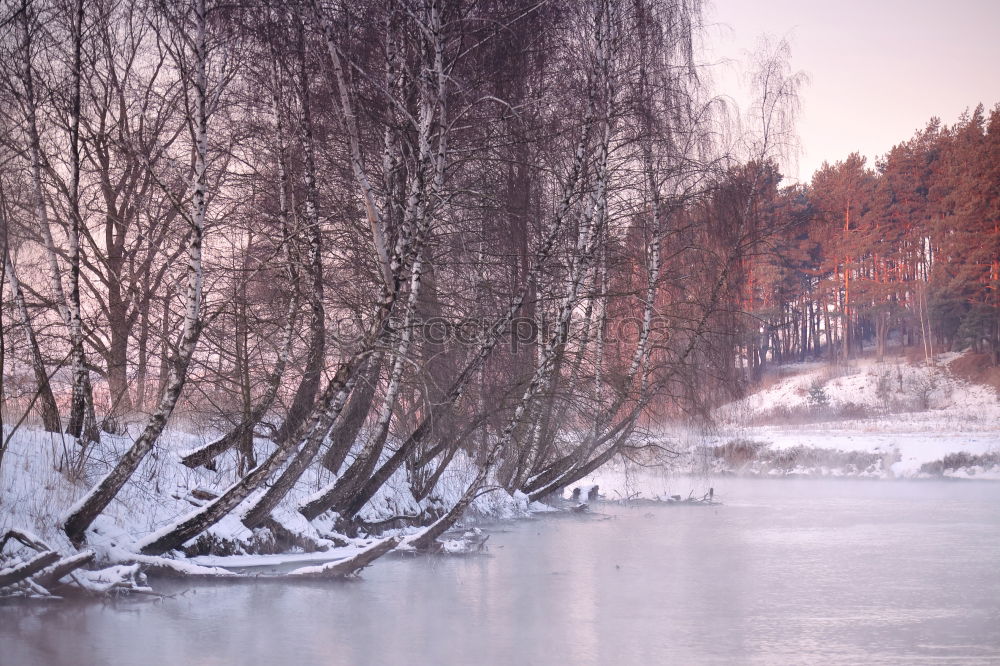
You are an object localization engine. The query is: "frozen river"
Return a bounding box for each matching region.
[3,478,999,664]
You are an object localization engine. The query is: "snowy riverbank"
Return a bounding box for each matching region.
[712,352,1000,480]
[3,351,998,583]
[570,352,1000,495]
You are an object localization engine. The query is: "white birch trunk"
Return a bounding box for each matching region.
[64,0,209,545]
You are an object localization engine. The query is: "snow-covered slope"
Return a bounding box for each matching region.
[563,352,1000,495]
[710,352,1000,479]
[718,352,1000,432]
[0,425,528,563]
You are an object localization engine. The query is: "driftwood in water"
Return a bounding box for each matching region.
[288,537,400,578]
[0,550,60,589]
[466,532,490,552]
[666,487,718,505]
[1,530,94,594]
[570,485,600,502]
[0,530,177,598]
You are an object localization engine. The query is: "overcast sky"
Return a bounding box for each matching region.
[704,0,1000,183]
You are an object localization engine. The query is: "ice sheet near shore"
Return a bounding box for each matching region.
[2,351,997,567]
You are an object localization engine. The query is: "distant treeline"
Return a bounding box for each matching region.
[726,105,1000,382]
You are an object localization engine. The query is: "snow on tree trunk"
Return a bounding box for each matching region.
[139,351,362,554]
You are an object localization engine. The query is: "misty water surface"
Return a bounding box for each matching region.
[3,477,999,665]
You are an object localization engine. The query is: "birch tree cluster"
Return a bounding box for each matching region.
[1,0,782,549]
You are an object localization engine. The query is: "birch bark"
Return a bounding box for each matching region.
[64,0,210,545]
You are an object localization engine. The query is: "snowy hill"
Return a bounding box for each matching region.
[708,352,1000,479]
[569,352,1000,498]
[719,352,1000,431]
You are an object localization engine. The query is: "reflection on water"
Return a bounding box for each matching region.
[3,478,999,665]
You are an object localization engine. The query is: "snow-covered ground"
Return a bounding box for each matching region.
[0,424,529,570]
[718,351,1000,432]
[714,352,1000,479]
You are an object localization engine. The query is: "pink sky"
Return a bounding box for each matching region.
[705,0,1000,182]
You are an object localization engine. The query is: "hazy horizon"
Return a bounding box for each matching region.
[706,0,1000,183]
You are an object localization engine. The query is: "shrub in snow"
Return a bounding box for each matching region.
[874,369,893,410]
[834,401,871,420]
[806,380,830,409]
[710,439,766,467]
[919,451,1000,476]
[908,373,937,410]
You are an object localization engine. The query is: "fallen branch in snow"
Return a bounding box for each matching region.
[0,550,60,589]
[0,528,50,553]
[355,513,424,534]
[32,550,95,589]
[106,546,234,578]
[69,563,152,596]
[288,537,400,578]
[0,533,165,600]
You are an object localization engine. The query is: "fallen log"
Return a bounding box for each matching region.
[70,563,151,596]
[440,529,490,554]
[0,551,60,589]
[106,547,232,578]
[355,513,424,535]
[288,537,400,578]
[32,550,95,589]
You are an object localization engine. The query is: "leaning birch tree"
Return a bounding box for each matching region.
[64,0,213,545]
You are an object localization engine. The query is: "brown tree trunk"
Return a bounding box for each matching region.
[2,247,61,433]
[320,354,382,473]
